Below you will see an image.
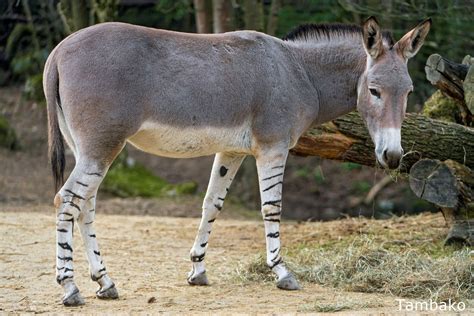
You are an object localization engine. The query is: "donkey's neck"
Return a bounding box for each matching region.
[290,39,366,124]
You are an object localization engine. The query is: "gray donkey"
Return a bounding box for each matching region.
[43,17,430,305]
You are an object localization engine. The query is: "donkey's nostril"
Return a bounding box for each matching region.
[383,149,388,161]
[381,148,402,169]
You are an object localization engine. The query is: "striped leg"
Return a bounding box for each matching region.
[54,159,110,306]
[256,147,300,290]
[78,196,118,299]
[188,153,245,285]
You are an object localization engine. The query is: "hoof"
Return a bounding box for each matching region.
[63,288,85,306]
[96,284,119,300]
[276,274,301,290]
[187,271,209,286]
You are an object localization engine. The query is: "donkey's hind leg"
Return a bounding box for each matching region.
[78,195,118,299]
[255,145,300,290]
[55,156,118,306]
[188,153,245,285]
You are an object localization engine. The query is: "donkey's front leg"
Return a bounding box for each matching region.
[256,147,300,290]
[78,196,118,300]
[188,153,245,285]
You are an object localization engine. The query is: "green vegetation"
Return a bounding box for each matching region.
[102,155,197,198]
[423,90,461,123]
[0,114,18,150]
[295,165,325,184]
[351,180,372,194]
[234,214,472,302]
[341,162,363,171]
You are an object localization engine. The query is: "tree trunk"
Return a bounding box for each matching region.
[425,54,471,125]
[463,58,474,114]
[71,0,89,31]
[266,0,281,35]
[194,0,212,33]
[57,0,90,34]
[290,111,474,172]
[409,159,474,246]
[212,0,233,33]
[243,0,264,32]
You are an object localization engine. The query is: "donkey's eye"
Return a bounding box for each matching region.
[369,88,381,98]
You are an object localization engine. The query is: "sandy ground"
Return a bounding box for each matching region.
[0,209,428,315]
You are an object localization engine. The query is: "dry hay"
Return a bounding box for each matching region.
[235,214,473,302]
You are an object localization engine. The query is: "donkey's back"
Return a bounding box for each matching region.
[45,23,313,160]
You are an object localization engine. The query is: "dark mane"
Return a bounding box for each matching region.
[283,23,394,46]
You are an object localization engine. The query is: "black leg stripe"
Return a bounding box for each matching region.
[262,172,283,181]
[266,232,280,238]
[57,228,68,233]
[84,221,93,225]
[89,234,96,238]
[98,267,106,273]
[58,212,73,217]
[56,275,73,284]
[264,211,281,217]
[270,247,279,253]
[76,181,89,187]
[94,250,101,256]
[263,181,283,192]
[88,209,95,213]
[85,172,102,177]
[58,242,73,252]
[269,257,283,269]
[67,201,81,212]
[64,189,85,200]
[58,256,73,261]
[191,253,205,262]
[214,204,222,211]
[91,273,106,282]
[263,200,281,207]
[58,218,74,223]
[271,165,285,170]
[208,218,216,223]
[64,267,74,273]
[264,218,280,222]
[200,242,208,247]
[217,197,225,201]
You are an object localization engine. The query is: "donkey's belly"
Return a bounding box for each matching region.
[128,121,253,158]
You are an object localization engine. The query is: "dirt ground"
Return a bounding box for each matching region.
[0,209,436,314]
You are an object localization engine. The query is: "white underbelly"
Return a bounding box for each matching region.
[128,121,253,158]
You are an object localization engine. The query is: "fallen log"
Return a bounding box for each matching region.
[425,54,468,102]
[409,159,474,246]
[425,54,471,125]
[291,111,474,172]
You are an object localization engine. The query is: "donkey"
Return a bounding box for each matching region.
[43,17,430,305]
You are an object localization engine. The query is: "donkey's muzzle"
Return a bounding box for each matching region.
[379,148,403,169]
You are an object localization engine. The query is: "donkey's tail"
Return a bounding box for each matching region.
[43,51,65,193]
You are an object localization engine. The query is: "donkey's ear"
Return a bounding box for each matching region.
[362,16,384,59]
[395,18,431,60]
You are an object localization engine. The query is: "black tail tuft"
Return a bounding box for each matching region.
[50,120,65,192]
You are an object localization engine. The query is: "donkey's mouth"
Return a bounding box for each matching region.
[375,151,402,170]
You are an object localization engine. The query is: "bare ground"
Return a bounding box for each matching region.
[0,209,440,314]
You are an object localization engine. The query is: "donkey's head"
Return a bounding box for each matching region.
[357,17,431,169]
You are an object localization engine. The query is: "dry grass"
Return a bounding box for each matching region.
[234,214,473,303]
